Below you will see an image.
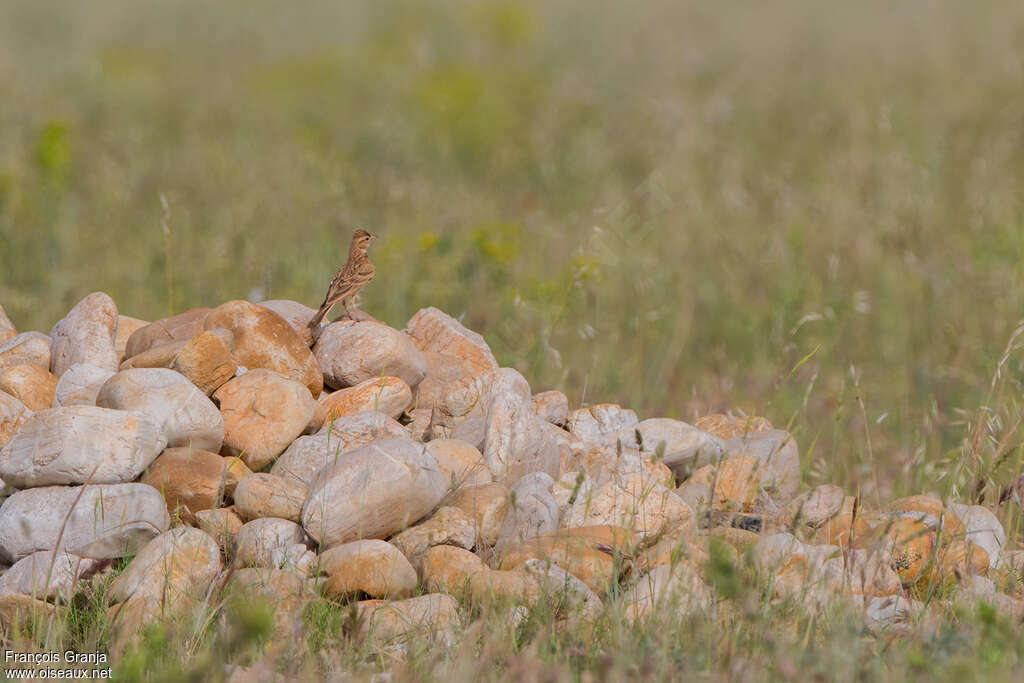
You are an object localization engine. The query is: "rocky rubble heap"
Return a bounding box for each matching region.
[0,295,1022,653]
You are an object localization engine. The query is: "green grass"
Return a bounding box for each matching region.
[4,551,1024,682]
[3,0,1024,678]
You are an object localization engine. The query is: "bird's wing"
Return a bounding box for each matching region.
[318,267,350,308]
[326,279,364,303]
[352,259,375,280]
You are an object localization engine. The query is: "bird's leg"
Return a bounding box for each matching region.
[342,297,354,320]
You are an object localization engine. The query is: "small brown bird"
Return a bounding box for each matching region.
[308,229,376,333]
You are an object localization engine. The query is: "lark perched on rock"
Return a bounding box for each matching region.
[308,229,375,333]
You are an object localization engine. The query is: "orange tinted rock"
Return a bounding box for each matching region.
[0,332,51,371]
[824,549,901,597]
[170,330,237,395]
[321,376,412,420]
[643,459,674,488]
[640,532,709,572]
[0,595,58,628]
[449,483,509,546]
[215,369,316,470]
[815,512,878,548]
[405,307,498,376]
[940,540,989,580]
[469,569,540,605]
[0,363,57,410]
[890,495,964,537]
[233,473,308,523]
[711,455,760,512]
[389,506,477,561]
[421,545,486,593]
[125,308,211,360]
[425,438,492,489]
[194,507,244,550]
[694,413,773,441]
[222,457,252,498]
[114,316,149,364]
[205,300,322,397]
[412,352,476,411]
[121,339,198,370]
[531,390,569,426]
[257,300,318,347]
[141,447,229,519]
[882,516,937,585]
[499,526,633,594]
[319,540,417,599]
[0,392,30,449]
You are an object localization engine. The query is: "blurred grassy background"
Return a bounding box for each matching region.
[2,0,1024,500]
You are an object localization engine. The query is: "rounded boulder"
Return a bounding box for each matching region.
[0,364,58,411]
[302,438,447,547]
[140,447,232,518]
[51,363,115,407]
[318,540,417,599]
[214,369,316,470]
[96,368,224,451]
[49,292,119,377]
[320,376,412,421]
[0,483,170,563]
[233,473,309,523]
[0,332,52,372]
[313,320,427,390]
[205,300,322,397]
[0,406,166,487]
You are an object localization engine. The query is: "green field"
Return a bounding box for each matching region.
[3,1,1024,679]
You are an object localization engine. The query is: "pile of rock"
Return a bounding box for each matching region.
[0,295,1020,652]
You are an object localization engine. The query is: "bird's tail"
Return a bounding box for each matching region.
[307,305,329,333]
